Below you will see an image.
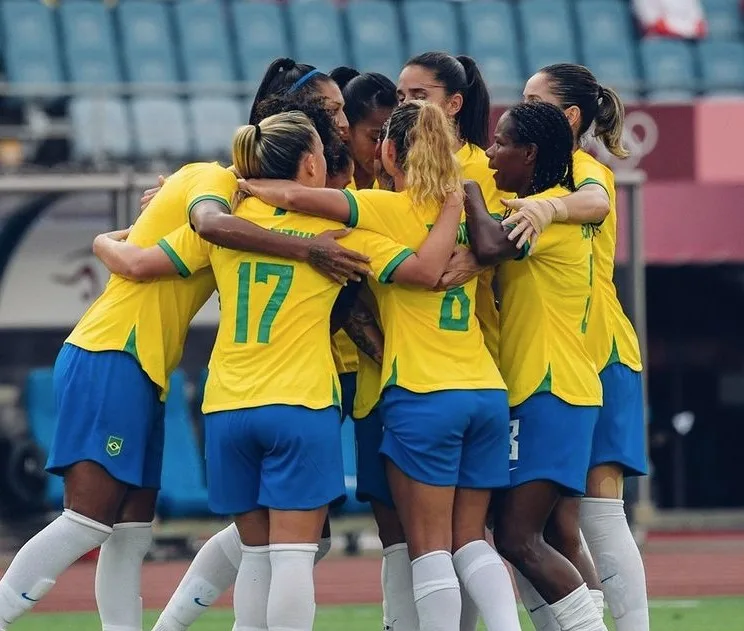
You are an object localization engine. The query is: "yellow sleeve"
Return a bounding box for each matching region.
[339,229,414,284]
[157,223,211,277]
[184,164,238,221]
[341,188,394,233]
[573,158,612,198]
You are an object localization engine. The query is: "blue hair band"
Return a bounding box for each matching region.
[288,69,322,93]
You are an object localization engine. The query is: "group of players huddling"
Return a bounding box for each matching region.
[0,52,649,631]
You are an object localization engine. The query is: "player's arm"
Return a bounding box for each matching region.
[189,200,369,285]
[342,297,384,366]
[463,180,524,266]
[330,282,362,333]
[238,179,352,222]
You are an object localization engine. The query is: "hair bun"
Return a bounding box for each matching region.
[329,66,361,91]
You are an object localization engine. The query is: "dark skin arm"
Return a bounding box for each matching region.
[190,201,371,285]
[342,294,384,366]
[464,180,523,266]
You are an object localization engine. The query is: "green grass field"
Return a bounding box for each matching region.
[8,598,744,631]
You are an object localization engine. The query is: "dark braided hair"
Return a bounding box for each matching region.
[253,93,347,178]
[329,66,397,127]
[505,101,576,196]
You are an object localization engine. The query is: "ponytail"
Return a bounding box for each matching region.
[454,55,490,149]
[594,85,629,158]
[387,101,461,207]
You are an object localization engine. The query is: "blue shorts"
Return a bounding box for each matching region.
[509,392,600,495]
[47,343,165,489]
[591,363,648,476]
[205,404,345,515]
[354,410,394,508]
[380,386,510,489]
[339,371,357,421]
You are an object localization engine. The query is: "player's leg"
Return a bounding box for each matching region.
[494,393,607,631]
[453,389,520,631]
[381,387,463,631]
[581,364,649,631]
[355,410,418,631]
[259,404,346,631]
[0,346,155,628]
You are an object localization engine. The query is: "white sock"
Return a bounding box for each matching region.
[453,541,520,631]
[580,498,649,631]
[266,543,317,631]
[589,589,605,621]
[315,537,332,565]
[459,583,478,631]
[234,545,271,631]
[411,550,461,631]
[0,509,111,627]
[381,544,419,631]
[549,584,608,631]
[95,521,153,631]
[513,569,560,631]
[152,523,242,631]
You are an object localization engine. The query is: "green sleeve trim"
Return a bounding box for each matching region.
[341,188,359,228]
[187,194,230,223]
[489,212,504,220]
[157,239,191,278]
[379,248,415,284]
[577,177,610,226]
[514,242,530,260]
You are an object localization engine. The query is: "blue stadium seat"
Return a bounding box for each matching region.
[59,0,121,85]
[701,0,743,39]
[131,97,191,160]
[639,39,697,100]
[517,0,578,74]
[698,40,744,94]
[461,0,522,101]
[345,0,404,79]
[230,1,289,89]
[24,368,64,510]
[337,419,369,515]
[576,0,640,99]
[174,0,236,84]
[286,0,346,71]
[189,96,243,158]
[0,0,63,93]
[158,370,210,518]
[117,0,179,83]
[402,1,459,57]
[69,97,133,162]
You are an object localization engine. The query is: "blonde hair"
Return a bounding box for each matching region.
[385,100,462,207]
[232,110,318,180]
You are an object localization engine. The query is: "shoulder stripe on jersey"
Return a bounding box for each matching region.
[342,189,359,228]
[157,239,191,278]
[187,194,231,220]
[577,177,610,198]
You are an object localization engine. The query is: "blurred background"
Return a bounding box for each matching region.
[0,0,744,627]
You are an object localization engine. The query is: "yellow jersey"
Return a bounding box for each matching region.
[575,150,642,372]
[352,283,385,420]
[456,143,513,367]
[67,162,235,397]
[159,197,411,414]
[344,187,506,396]
[497,186,602,408]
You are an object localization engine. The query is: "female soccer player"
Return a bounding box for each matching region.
[242,100,521,631]
[467,101,607,631]
[93,109,465,631]
[509,64,649,631]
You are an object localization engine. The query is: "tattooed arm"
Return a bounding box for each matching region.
[343,297,384,365]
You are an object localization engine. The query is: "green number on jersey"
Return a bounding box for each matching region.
[234,262,295,344]
[439,287,470,331]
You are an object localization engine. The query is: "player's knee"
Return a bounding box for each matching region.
[496,523,542,570]
[586,464,624,499]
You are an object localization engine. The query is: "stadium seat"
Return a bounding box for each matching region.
[230,1,290,89]
[189,96,244,159]
[158,370,210,518]
[58,0,121,85]
[639,38,697,100]
[0,0,63,94]
[117,0,179,83]
[575,0,639,98]
[461,0,522,102]
[517,0,578,74]
[698,40,744,94]
[345,0,404,79]
[701,0,743,39]
[131,97,191,160]
[337,419,369,515]
[174,0,236,85]
[69,97,133,162]
[286,0,346,71]
[402,1,460,58]
[24,368,64,509]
